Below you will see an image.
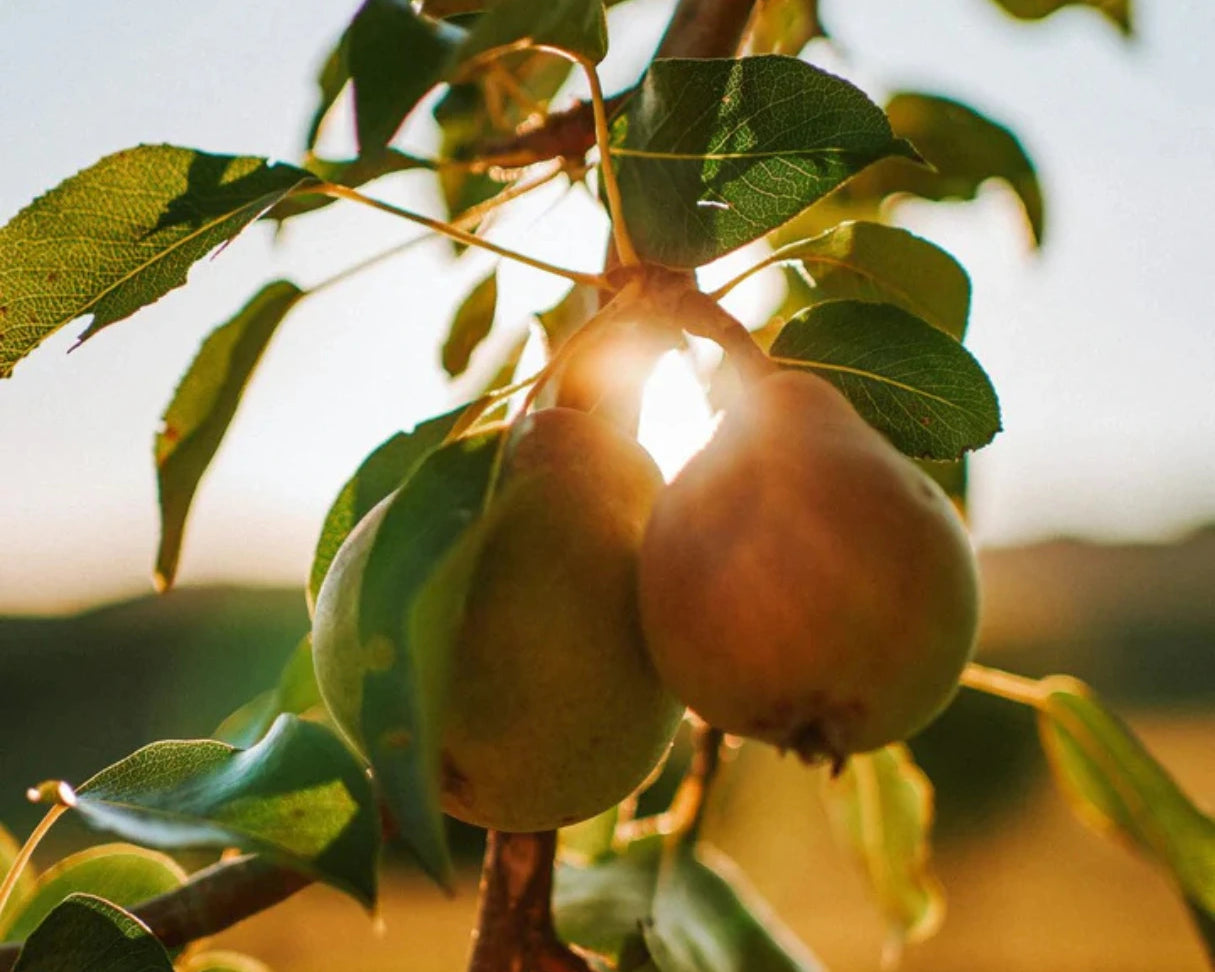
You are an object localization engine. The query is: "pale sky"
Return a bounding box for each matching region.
[1,0,1213,613]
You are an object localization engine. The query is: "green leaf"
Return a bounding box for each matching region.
[214,636,321,748]
[307,405,466,609]
[1037,676,1215,918]
[311,430,502,885]
[0,845,185,943]
[305,31,352,150]
[452,0,608,73]
[771,221,970,340]
[843,93,1044,246]
[180,951,271,972]
[644,845,825,972]
[348,0,462,155]
[769,300,1001,459]
[741,0,827,55]
[609,56,919,269]
[12,894,172,972]
[0,825,36,919]
[822,744,945,956]
[0,146,312,379]
[554,835,664,960]
[1187,897,1215,967]
[67,715,380,907]
[989,0,1130,34]
[441,271,499,377]
[558,806,619,866]
[265,151,433,224]
[537,283,599,352]
[154,281,303,590]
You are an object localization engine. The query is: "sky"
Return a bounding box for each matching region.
[0,0,1212,613]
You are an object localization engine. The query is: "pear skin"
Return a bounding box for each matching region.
[638,370,979,762]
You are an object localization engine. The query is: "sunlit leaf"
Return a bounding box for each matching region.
[769,301,1001,458]
[0,826,35,920]
[1038,676,1215,918]
[644,845,825,972]
[537,283,599,351]
[265,151,433,224]
[1187,898,1215,966]
[823,745,945,958]
[180,951,272,972]
[477,328,530,397]
[63,715,380,906]
[842,92,1044,246]
[0,845,185,943]
[452,0,608,74]
[12,894,172,972]
[0,146,312,379]
[772,221,970,340]
[441,271,499,376]
[558,806,619,866]
[307,405,466,609]
[989,0,1130,35]
[154,281,303,591]
[610,56,919,268]
[741,0,827,55]
[214,636,321,748]
[311,431,502,885]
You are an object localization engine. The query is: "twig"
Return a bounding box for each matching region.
[655,0,757,59]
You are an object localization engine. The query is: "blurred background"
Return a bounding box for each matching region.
[1,0,1212,969]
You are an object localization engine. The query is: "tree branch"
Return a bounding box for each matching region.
[655,0,757,58]
[467,831,591,972]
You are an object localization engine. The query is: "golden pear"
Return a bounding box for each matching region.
[637,370,979,762]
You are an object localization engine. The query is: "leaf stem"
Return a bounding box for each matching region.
[0,799,71,919]
[311,184,611,289]
[707,237,813,301]
[959,662,1048,708]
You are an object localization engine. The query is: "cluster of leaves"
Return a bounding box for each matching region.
[1,0,1210,969]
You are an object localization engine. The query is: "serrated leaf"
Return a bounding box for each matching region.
[12,894,172,972]
[154,280,303,590]
[0,146,312,379]
[769,300,1001,459]
[554,835,664,960]
[644,845,825,972]
[180,951,272,972]
[66,715,380,907]
[452,0,607,75]
[0,845,185,943]
[441,271,498,376]
[0,826,36,919]
[265,151,432,224]
[311,431,502,885]
[843,93,1044,246]
[772,222,970,340]
[348,0,462,155]
[822,745,945,958]
[609,56,919,269]
[214,636,321,748]
[1037,676,1215,919]
[308,405,466,609]
[989,0,1130,34]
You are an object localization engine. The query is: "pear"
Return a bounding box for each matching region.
[637,370,979,762]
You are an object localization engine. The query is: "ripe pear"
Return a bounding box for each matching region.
[315,409,684,834]
[637,370,979,762]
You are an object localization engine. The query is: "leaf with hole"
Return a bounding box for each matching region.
[0,146,312,379]
[0,845,185,944]
[12,894,173,972]
[822,744,945,957]
[63,715,380,907]
[1037,676,1215,920]
[609,56,919,268]
[769,300,1001,459]
[154,280,303,591]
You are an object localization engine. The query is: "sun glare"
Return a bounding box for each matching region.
[637,351,720,482]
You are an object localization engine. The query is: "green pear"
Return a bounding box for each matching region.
[638,370,979,762]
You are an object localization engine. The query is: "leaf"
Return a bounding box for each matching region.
[0,147,312,379]
[772,221,970,340]
[644,845,825,972]
[1037,676,1215,919]
[66,715,380,906]
[988,0,1130,34]
[305,30,352,150]
[0,825,36,918]
[537,283,600,351]
[842,92,1044,246]
[348,0,462,155]
[558,806,620,866]
[441,271,499,376]
[265,151,433,224]
[311,431,502,885]
[609,56,919,269]
[0,845,185,943]
[554,835,664,960]
[741,0,827,55]
[154,281,303,590]
[12,894,173,972]
[452,0,608,74]
[307,405,466,609]
[1187,897,1215,967]
[214,636,321,748]
[180,951,272,972]
[769,301,1001,459]
[822,745,945,958]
